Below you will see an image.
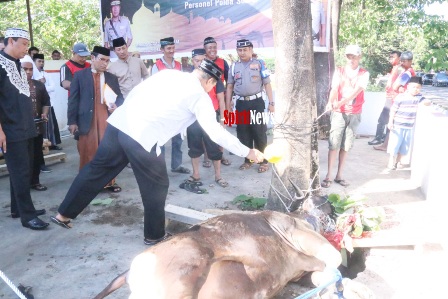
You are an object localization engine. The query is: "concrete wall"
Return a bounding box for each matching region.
[358,92,385,136]
[411,105,448,201]
[44,60,72,131]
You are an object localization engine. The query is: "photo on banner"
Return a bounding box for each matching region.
[100,0,330,58]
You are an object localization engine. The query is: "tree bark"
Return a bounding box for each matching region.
[267,0,318,212]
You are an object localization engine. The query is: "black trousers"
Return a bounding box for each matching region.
[235,97,268,163]
[31,134,44,185]
[58,125,169,239]
[5,138,39,223]
[375,106,390,139]
[187,120,222,160]
[45,106,61,146]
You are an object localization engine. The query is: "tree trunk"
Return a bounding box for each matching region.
[266,0,318,212]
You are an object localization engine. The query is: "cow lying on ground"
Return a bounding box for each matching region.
[94,210,374,299]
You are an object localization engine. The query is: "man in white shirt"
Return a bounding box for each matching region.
[321,45,370,188]
[51,59,264,246]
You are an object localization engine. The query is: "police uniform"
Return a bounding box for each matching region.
[104,1,132,55]
[104,16,132,47]
[227,40,271,165]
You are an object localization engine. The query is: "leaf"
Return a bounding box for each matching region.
[328,193,340,203]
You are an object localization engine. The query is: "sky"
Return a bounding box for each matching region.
[424,2,448,20]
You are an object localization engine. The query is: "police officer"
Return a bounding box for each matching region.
[104,0,133,53]
[225,39,274,173]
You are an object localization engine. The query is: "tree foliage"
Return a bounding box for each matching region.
[338,0,448,77]
[0,0,102,58]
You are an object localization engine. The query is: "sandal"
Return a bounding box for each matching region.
[179,180,206,194]
[321,179,332,188]
[215,178,229,188]
[104,183,122,193]
[334,179,350,187]
[221,158,231,166]
[258,163,269,173]
[239,162,252,170]
[187,176,203,186]
[50,216,72,229]
[202,160,212,168]
[31,184,48,191]
[171,166,191,174]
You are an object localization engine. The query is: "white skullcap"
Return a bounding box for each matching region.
[5,28,30,40]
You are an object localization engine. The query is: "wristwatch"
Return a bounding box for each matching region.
[269,102,275,106]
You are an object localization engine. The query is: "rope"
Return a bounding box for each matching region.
[0,270,28,299]
[294,268,344,299]
[267,104,333,212]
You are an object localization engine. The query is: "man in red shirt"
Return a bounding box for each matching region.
[60,43,91,92]
[321,45,370,188]
[203,36,231,166]
[373,51,415,151]
[368,51,401,146]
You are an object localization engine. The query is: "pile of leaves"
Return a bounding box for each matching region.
[323,193,385,251]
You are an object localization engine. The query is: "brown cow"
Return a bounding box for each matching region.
[94,211,374,299]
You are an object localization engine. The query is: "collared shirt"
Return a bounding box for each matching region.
[151,57,177,75]
[108,70,250,157]
[227,59,271,96]
[108,55,149,98]
[0,51,37,142]
[104,16,132,44]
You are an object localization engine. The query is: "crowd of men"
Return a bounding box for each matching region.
[0,27,270,236]
[1,23,428,232]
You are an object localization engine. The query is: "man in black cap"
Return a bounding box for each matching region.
[152,37,189,174]
[0,28,49,230]
[67,46,124,193]
[225,39,274,173]
[108,37,149,99]
[152,37,181,74]
[203,36,231,167]
[51,59,264,246]
[181,49,229,193]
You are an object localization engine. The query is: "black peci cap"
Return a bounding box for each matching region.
[236,39,253,48]
[92,46,110,56]
[203,37,216,46]
[112,37,126,48]
[199,59,222,81]
[192,48,206,57]
[160,37,175,47]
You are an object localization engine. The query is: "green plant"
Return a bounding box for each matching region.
[232,194,267,211]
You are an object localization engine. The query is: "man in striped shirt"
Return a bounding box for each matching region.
[387,76,430,169]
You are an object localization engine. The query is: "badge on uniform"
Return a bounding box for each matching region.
[234,71,242,80]
[250,63,260,71]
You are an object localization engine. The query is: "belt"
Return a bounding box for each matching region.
[236,92,263,101]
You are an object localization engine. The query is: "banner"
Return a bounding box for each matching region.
[100,0,330,58]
